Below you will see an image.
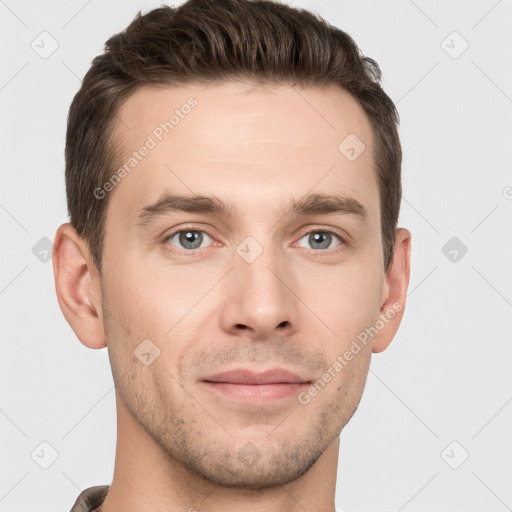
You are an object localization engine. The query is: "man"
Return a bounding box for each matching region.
[52,0,411,510]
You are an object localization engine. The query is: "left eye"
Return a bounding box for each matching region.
[295,230,343,251]
[166,230,213,251]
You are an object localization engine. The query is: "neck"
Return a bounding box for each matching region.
[100,395,340,512]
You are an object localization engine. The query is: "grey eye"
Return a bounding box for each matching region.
[167,230,213,250]
[296,231,342,250]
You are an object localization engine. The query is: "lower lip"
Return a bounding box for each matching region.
[200,382,310,403]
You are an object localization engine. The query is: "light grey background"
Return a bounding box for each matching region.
[1,1,511,511]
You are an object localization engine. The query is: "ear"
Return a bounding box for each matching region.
[52,223,106,349]
[372,228,411,353]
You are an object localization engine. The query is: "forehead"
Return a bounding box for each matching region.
[107,81,378,226]
[114,81,373,153]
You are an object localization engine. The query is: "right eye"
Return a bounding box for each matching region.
[163,227,216,253]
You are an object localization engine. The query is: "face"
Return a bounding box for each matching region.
[98,81,388,488]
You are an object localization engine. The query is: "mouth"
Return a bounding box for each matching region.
[199,368,312,403]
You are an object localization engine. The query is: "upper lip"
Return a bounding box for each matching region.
[201,368,311,385]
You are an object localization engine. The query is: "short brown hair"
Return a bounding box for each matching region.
[65,0,401,273]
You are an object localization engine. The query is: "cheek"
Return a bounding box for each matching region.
[303,261,383,345]
[103,258,212,350]
[100,267,185,399]
[100,261,161,354]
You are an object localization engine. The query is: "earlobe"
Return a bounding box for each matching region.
[52,223,107,349]
[372,228,411,353]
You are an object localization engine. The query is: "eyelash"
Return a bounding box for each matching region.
[161,225,348,256]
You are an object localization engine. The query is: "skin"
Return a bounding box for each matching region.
[53,81,411,512]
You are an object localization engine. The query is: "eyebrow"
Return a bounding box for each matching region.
[135,192,368,225]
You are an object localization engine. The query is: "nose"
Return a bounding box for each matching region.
[219,240,299,341]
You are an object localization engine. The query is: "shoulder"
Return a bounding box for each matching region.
[69,485,109,512]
